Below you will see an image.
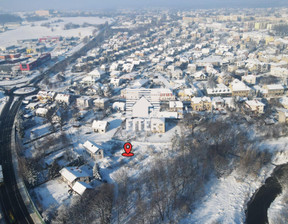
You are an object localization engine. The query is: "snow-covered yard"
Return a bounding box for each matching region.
[32,177,72,211]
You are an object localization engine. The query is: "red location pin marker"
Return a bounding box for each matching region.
[122,142,134,157]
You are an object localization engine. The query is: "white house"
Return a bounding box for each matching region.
[88,68,105,80]
[112,102,125,112]
[76,96,92,109]
[245,99,265,114]
[242,75,256,85]
[55,93,71,104]
[35,108,48,117]
[72,181,92,195]
[110,78,124,87]
[194,71,207,81]
[59,167,90,187]
[206,83,232,97]
[83,140,104,160]
[92,120,109,133]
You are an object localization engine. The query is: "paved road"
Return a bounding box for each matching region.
[0,96,33,224]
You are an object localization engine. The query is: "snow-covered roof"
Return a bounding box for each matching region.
[280,96,288,105]
[245,100,265,107]
[88,68,105,77]
[35,108,48,115]
[169,101,183,108]
[59,167,89,183]
[191,96,211,104]
[157,111,178,119]
[55,93,70,101]
[207,83,231,95]
[83,140,100,154]
[265,84,284,90]
[72,181,92,195]
[230,79,250,91]
[92,120,108,130]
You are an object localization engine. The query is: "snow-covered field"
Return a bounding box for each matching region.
[0,17,112,47]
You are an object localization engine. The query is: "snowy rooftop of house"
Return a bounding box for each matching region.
[151,117,165,124]
[191,96,211,104]
[88,68,105,76]
[245,100,265,107]
[169,101,183,108]
[265,84,284,90]
[83,140,100,154]
[230,79,250,91]
[93,98,109,103]
[55,93,70,99]
[92,120,108,130]
[207,83,231,94]
[280,96,288,105]
[37,90,56,97]
[156,111,178,119]
[82,75,98,82]
[72,181,92,195]
[59,167,89,183]
[35,108,48,114]
[196,55,223,63]
[132,79,149,88]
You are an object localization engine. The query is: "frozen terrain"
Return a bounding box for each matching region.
[0,17,112,47]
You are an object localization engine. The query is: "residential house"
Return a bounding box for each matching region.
[191,96,212,111]
[169,101,183,117]
[194,71,207,81]
[229,79,251,97]
[72,181,92,196]
[171,69,183,79]
[178,88,198,100]
[212,97,225,110]
[241,74,256,85]
[110,78,124,87]
[93,98,109,110]
[206,83,232,97]
[37,90,56,101]
[83,140,104,160]
[112,102,125,112]
[262,84,285,98]
[88,68,105,80]
[59,167,90,187]
[280,97,288,109]
[245,100,265,114]
[35,108,48,117]
[92,120,109,133]
[76,96,92,109]
[278,109,288,124]
[55,93,71,104]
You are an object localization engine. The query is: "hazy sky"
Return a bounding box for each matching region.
[0,0,287,11]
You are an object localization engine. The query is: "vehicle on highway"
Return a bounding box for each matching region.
[9,211,16,223]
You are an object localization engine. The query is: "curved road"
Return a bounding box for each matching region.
[0,96,34,224]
